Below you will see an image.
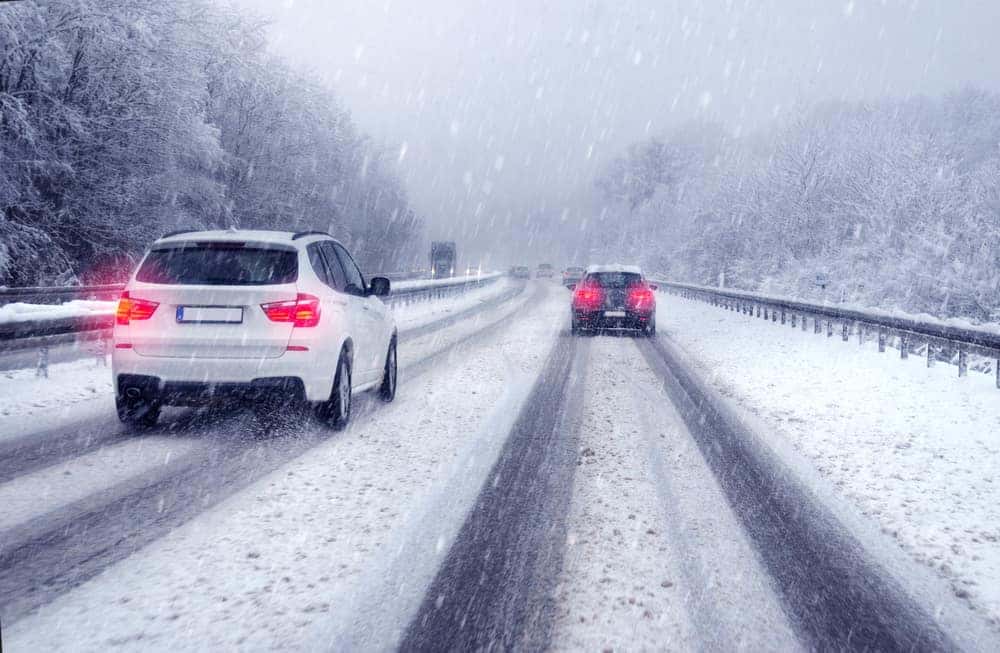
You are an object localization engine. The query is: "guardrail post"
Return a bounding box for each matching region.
[858,324,864,346]
[927,342,935,368]
[95,337,107,366]
[842,322,849,342]
[36,346,49,378]
[790,313,797,328]
[780,309,786,325]
[815,318,822,334]
[878,329,887,352]
[801,315,808,331]
[772,308,778,322]
[996,360,999,389]
[756,304,761,318]
[900,334,908,359]
[958,348,968,377]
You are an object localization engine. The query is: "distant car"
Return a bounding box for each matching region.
[112,229,397,429]
[562,266,585,288]
[511,265,531,279]
[571,265,657,336]
[536,263,554,278]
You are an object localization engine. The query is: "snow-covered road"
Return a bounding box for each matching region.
[3,280,999,651]
[552,336,798,651]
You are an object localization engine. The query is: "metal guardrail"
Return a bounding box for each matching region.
[0,273,501,349]
[653,280,1000,388]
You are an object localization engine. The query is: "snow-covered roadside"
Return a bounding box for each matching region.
[391,276,512,331]
[658,293,1000,625]
[0,357,114,443]
[6,286,565,651]
[551,337,798,652]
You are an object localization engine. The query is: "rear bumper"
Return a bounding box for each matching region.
[112,348,333,403]
[573,309,653,330]
[116,373,305,407]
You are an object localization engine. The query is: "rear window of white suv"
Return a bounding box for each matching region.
[136,243,298,285]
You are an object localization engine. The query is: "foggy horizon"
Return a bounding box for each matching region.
[235,0,1000,266]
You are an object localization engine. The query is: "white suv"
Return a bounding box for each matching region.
[111,229,397,429]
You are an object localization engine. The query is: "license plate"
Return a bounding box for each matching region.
[176,306,243,324]
[604,310,626,318]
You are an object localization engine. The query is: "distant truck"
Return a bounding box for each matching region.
[430,241,456,278]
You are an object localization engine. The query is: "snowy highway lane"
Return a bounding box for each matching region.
[0,279,531,629]
[3,280,1000,651]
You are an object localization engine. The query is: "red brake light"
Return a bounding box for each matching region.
[116,291,159,325]
[574,281,604,311]
[261,293,321,327]
[627,284,655,311]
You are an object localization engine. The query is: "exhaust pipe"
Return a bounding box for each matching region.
[125,387,142,399]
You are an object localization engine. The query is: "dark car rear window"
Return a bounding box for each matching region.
[136,244,298,285]
[587,272,642,288]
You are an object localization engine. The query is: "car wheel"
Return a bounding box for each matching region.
[116,394,160,429]
[317,350,351,429]
[646,318,657,337]
[379,338,397,402]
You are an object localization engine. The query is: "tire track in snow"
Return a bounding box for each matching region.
[550,335,798,652]
[400,329,588,652]
[636,335,958,652]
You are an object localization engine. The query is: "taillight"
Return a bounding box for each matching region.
[574,282,604,311]
[116,291,159,325]
[261,293,321,327]
[627,284,655,311]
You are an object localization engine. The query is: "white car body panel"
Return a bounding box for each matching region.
[111,231,395,404]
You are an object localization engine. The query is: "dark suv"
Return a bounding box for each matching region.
[571,265,657,336]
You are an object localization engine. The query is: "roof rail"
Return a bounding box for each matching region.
[291,230,330,240]
[160,229,199,239]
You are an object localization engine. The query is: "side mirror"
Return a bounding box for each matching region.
[369,276,391,297]
[648,283,658,291]
[566,282,577,290]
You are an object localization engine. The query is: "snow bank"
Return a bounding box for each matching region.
[0,300,116,325]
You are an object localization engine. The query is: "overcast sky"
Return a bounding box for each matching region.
[232,0,1000,265]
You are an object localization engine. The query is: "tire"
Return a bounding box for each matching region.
[116,394,160,429]
[379,338,397,402]
[317,350,352,429]
[645,317,657,337]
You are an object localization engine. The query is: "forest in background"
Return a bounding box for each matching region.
[597,88,1000,323]
[0,0,420,286]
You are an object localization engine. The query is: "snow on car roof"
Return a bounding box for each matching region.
[586,264,643,275]
[155,229,340,246]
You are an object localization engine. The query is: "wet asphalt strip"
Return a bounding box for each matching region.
[0,281,527,485]
[400,331,589,653]
[635,335,957,652]
[0,283,535,624]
